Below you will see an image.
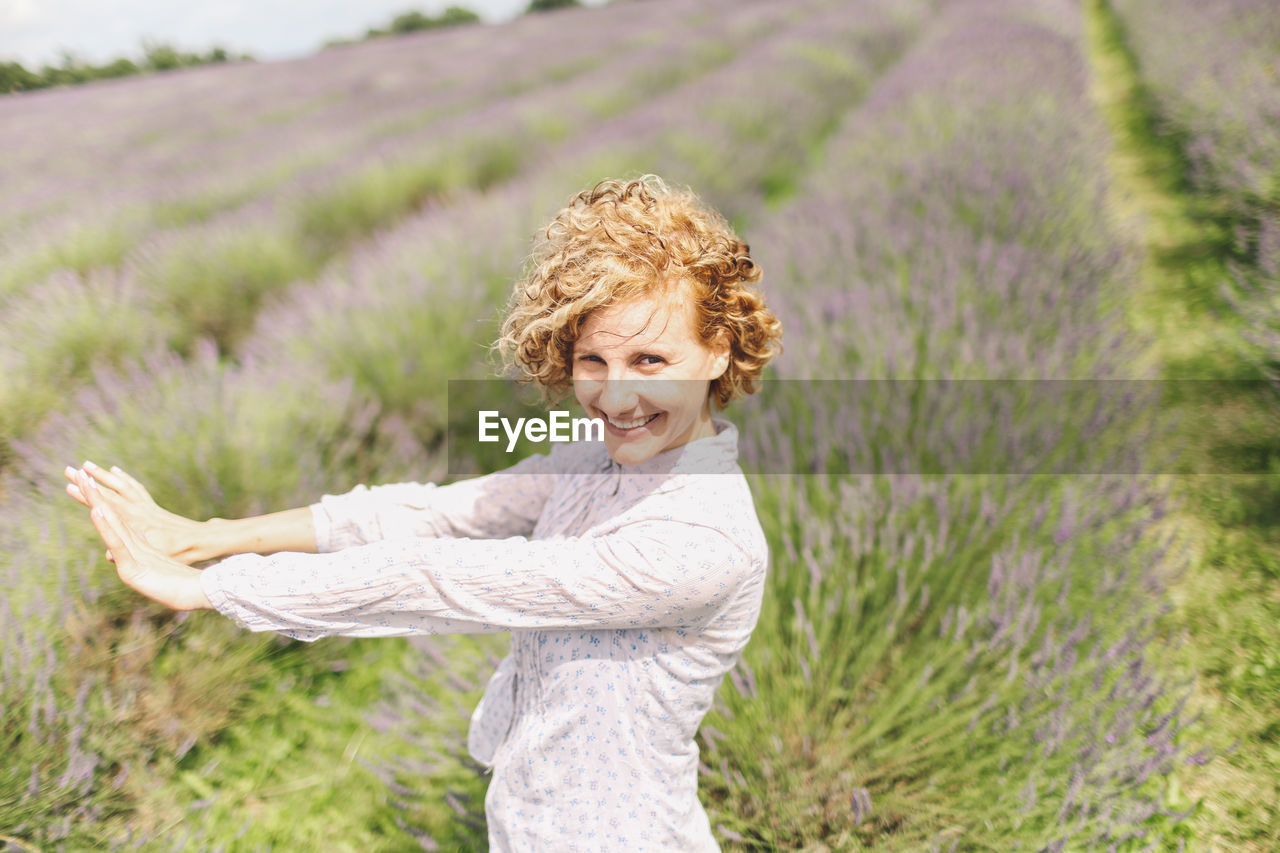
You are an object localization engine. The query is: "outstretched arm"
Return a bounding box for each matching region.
[67,446,562,567]
[309,450,561,552]
[200,519,761,641]
[66,461,316,562]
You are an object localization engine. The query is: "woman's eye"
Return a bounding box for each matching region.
[639,355,665,366]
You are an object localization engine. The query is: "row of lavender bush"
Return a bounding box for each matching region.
[1106,0,1277,210]
[1107,0,1279,377]
[0,1,737,255]
[0,12,605,283]
[0,0,930,847]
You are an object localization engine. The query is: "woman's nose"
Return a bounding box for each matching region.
[596,376,641,413]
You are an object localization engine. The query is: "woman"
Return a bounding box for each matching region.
[67,176,783,851]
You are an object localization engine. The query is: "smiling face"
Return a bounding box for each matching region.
[572,285,730,466]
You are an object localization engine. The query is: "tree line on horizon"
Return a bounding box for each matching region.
[0,0,584,96]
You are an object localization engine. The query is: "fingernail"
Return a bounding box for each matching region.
[83,460,97,469]
[93,507,104,518]
[110,466,122,473]
[65,466,76,477]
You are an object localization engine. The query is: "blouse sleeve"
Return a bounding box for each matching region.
[199,518,759,641]
[311,448,560,552]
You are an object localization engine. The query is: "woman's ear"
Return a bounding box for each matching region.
[709,329,731,380]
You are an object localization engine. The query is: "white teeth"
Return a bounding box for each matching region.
[607,413,658,430]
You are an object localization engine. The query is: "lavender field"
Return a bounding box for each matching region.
[1086,0,1280,847]
[2,0,1268,848]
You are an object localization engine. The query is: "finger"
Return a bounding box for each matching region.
[67,466,105,504]
[65,480,90,508]
[108,465,152,499]
[81,460,134,500]
[90,460,152,503]
[94,504,154,573]
[77,469,99,507]
[79,471,130,531]
[77,469,115,513]
[89,504,131,564]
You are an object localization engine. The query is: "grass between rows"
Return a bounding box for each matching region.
[1083,1,1280,849]
[107,633,481,852]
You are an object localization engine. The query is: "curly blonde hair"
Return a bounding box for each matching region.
[497,176,782,407]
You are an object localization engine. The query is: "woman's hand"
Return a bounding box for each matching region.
[65,461,213,564]
[66,460,319,562]
[75,469,211,611]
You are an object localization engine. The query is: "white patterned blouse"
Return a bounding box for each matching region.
[199,419,769,852]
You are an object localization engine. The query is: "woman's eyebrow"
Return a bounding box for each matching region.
[576,327,663,350]
[576,338,675,358]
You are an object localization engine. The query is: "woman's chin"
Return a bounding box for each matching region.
[605,436,663,467]
[603,425,669,466]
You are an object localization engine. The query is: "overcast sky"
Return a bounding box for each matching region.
[1,0,606,68]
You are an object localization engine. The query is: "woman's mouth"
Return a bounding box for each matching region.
[604,412,661,434]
